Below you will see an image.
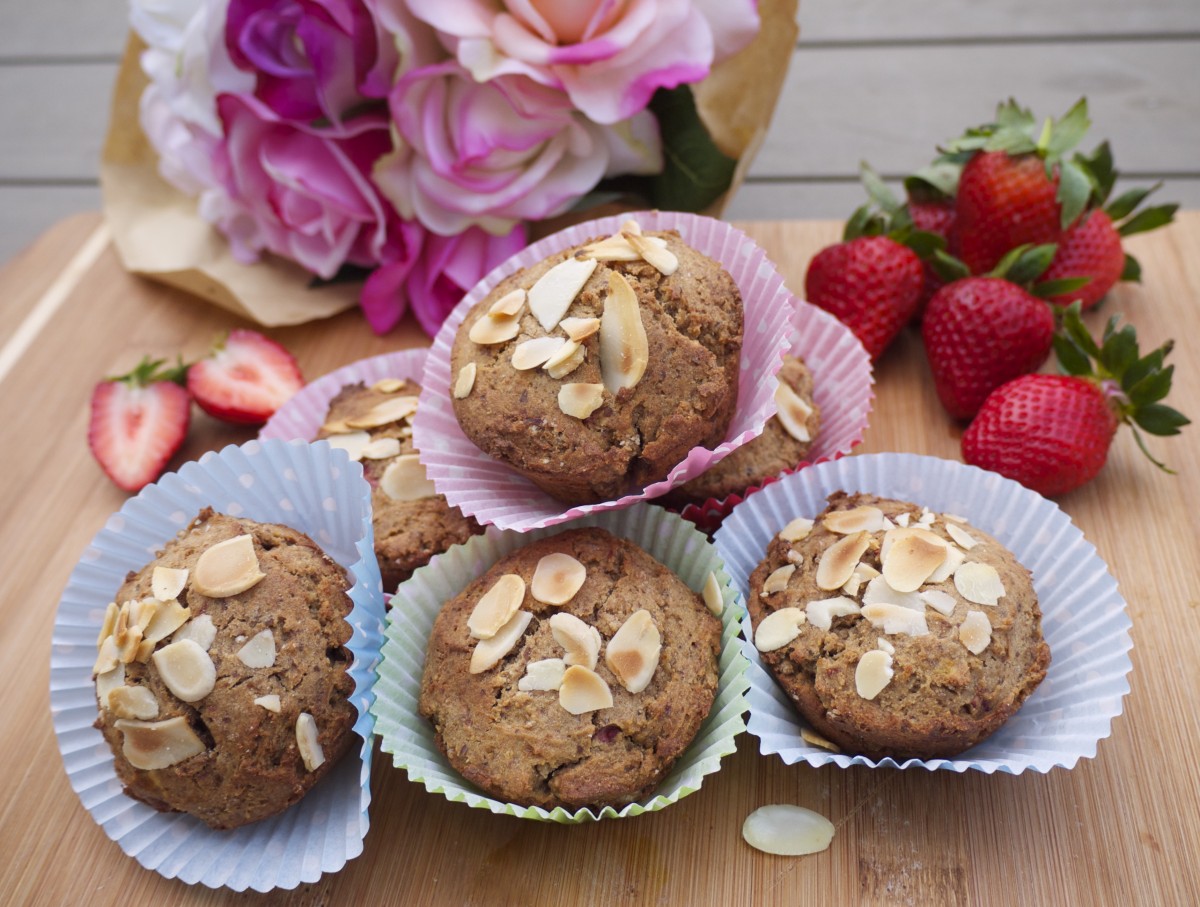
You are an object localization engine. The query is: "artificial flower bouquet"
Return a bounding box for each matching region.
[101,0,798,334]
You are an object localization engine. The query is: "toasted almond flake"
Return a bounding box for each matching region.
[114,601,129,645]
[580,235,643,261]
[236,629,277,668]
[347,395,419,429]
[130,598,158,632]
[531,553,586,605]
[488,288,527,319]
[894,512,912,528]
[954,562,1006,605]
[517,658,566,692]
[605,610,661,693]
[361,437,403,460]
[815,531,872,590]
[560,316,600,342]
[254,694,282,713]
[192,534,265,598]
[371,377,407,394]
[549,612,602,670]
[172,613,216,650]
[822,506,886,535]
[959,610,993,654]
[621,219,643,236]
[558,665,613,715]
[468,574,526,639]
[841,563,880,598]
[320,418,353,435]
[775,382,814,443]
[453,362,477,399]
[805,596,861,631]
[152,639,217,702]
[117,625,144,664]
[862,603,929,637]
[778,517,814,542]
[742,805,835,856]
[135,640,156,663]
[920,589,958,617]
[468,312,521,345]
[529,257,598,331]
[881,516,897,530]
[545,341,587,378]
[116,716,206,770]
[325,430,372,461]
[108,685,160,720]
[945,522,979,550]
[761,563,796,596]
[558,382,606,420]
[855,649,894,700]
[702,571,724,616]
[95,662,125,706]
[97,602,119,649]
[944,513,968,523]
[512,336,567,370]
[296,712,325,772]
[882,527,950,593]
[470,610,533,674]
[928,544,967,584]
[380,454,437,502]
[622,230,678,275]
[599,271,648,393]
[800,728,841,752]
[876,637,895,655]
[152,567,188,602]
[754,607,807,651]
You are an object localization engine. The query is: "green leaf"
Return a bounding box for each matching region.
[1032,276,1092,299]
[1076,141,1115,202]
[902,230,947,261]
[1121,253,1142,282]
[647,85,737,213]
[1100,326,1138,378]
[1127,365,1175,407]
[1117,203,1179,237]
[1127,424,1176,473]
[931,249,971,283]
[843,204,872,242]
[1062,302,1102,359]
[995,98,1035,131]
[905,161,961,200]
[1052,333,1093,376]
[1003,243,1057,285]
[1056,160,1093,228]
[859,161,900,212]
[1105,185,1156,221]
[1046,98,1091,158]
[1121,347,1166,393]
[984,131,1037,155]
[1133,403,1190,436]
[987,244,1032,280]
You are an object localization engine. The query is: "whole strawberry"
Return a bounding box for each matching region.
[963,305,1187,496]
[88,357,191,492]
[187,329,303,425]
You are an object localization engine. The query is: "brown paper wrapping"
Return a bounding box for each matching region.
[100,3,798,328]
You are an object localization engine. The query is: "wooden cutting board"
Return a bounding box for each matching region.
[2,214,1197,905]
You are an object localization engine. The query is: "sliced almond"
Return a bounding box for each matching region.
[545,340,587,379]
[702,571,724,616]
[862,603,929,637]
[894,512,912,528]
[467,574,526,639]
[255,694,282,713]
[920,589,958,617]
[134,639,156,663]
[599,271,648,394]
[529,257,598,331]
[560,317,600,342]
[151,567,188,603]
[115,717,206,770]
[296,712,325,772]
[191,534,265,599]
[881,527,948,593]
[380,454,437,502]
[95,662,125,706]
[822,506,886,535]
[108,685,160,720]
[959,610,993,654]
[754,607,807,652]
[558,665,613,715]
[778,517,814,542]
[488,288,527,319]
[861,574,925,613]
[742,805,835,857]
[954,562,1006,605]
[621,219,643,236]
[621,230,678,275]
[581,235,643,261]
[775,383,814,443]
[517,658,566,692]
[325,430,372,461]
[236,629,276,668]
[152,639,217,702]
[512,336,567,370]
[361,437,403,460]
[815,531,872,590]
[876,637,896,655]
[558,382,605,419]
[347,395,419,429]
[371,377,408,394]
[928,544,967,584]
[469,610,533,674]
[800,728,841,753]
[841,563,880,598]
[549,612,602,670]
[117,625,144,664]
[320,418,353,435]
[805,596,861,631]
[129,598,158,633]
[760,563,796,597]
[172,613,216,651]
[945,522,979,550]
[855,649,894,700]
[453,362,477,399]
[605,610,661,694]
[530,553,586,605]
[97,602,119,649]
[468,312,521,345]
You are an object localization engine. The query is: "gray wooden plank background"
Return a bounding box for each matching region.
[1,1,1198,263]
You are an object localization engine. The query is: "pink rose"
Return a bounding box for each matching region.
[405,0,760,124]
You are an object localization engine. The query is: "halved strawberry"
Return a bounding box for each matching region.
[88,357,191,492]
[187,330,303,425]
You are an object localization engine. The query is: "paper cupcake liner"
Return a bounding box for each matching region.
[260,348,429,443]
[372,503,750,822]
[49,440,386,891]
[677,300,874,533]
[413,210,797,532]
[712,452,1132,774]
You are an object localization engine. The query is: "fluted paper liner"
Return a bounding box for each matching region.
[713,453,1133,773]
[414,210,797,532]
[372,503,750,822]
[50,440,386,890]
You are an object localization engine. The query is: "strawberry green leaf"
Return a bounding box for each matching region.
[899,229,946,261]
[859,161,901,212]
[1127,364,1175,407]
[843,204,872,241]
[1105,185,1157,222]
[995,98,1036,130]
[1121,345,1168,393]
[1052,333,1093,376]
[931,249,971,283]
[996,243,1057,285]
[1045,98,1091,158]
[1032,276,1092,299]
[1121,254,1142,283]
[1117,203,1178,237]
[1060,302,1103,359]
[1099,326,1138,378]
[1056,160,1093,229]
[905,162,960,200]
[1075,141,1116,202]
[1128,425,1177,474]
[1133,402,1190,436]
[984,131,1037,155]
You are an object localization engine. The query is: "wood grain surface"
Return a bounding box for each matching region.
[2,215,1198,906]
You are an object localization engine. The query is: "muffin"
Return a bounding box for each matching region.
[747,492,1050,759]
[449,220,744,504]
[418,527,722,810]
[667,354,821,505]
[92,509,357,830]
[315,378,483,591]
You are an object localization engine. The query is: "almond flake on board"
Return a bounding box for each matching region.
[467,574,526,639]
[530,553,586,605]
[742,805,835,857]
[453,362,477,399]
[605,610,661,693]
[599,271,648,393]
[815,531,872,590]
[754,607,807,652]
[470,610,533,674]
[529,257,598,331]
[558,665,613,715]
[191,534,265,598]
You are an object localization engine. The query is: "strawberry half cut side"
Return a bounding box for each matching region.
[187,329,304,425]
